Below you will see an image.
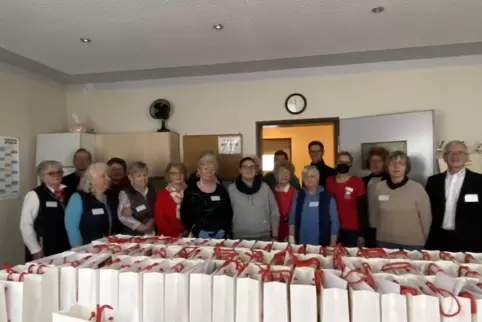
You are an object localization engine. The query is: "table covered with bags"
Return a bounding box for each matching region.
[2,235,482,322]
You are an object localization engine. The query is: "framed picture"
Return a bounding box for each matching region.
[361,140,407,169]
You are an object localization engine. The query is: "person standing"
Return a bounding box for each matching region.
[362,147,389,247]
[375,151,431,250]
[263,150,301,189]
[272,160,298,242]
[326,152,367,247]
[118,162,156,235]
[62,148,92,192]
[65,163,119,246]
[228,157,280,241]
[154,162,187,237]
[107,158,130,194]
[181,154,232,238]
[426,141,482,252]
[288,166,339,246]
[20,161,71,261]
[307,141,336,188]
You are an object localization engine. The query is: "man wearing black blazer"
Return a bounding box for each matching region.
[425,140,482,252]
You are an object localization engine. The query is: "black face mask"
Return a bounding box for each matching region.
[336,163,351,174]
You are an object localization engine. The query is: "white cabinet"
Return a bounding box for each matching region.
[36,133,96,167]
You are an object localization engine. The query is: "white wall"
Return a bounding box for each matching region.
[0,64,66,264]
[66,63,482,157]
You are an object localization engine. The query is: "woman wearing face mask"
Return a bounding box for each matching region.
[65,163,119,246]
[272,160,298,242]
[181,154,232,238]
[118,162,156,235]
[362,147,389,247]
[228,157,280,241]
[326,151,368,247]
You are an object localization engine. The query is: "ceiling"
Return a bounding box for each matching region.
[2,0,482,83]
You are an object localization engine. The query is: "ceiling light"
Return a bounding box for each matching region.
[371,6,384,13]
[213,24,224,31]
[80,38,92,43]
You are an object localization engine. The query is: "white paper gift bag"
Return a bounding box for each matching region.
[212,261,247,322]
[52,304,114,322]
[189,260,217,322]
[142,267,164,322]
[0,283,6,322]
[0,273,24,322]
[236,263,264,322]
[344,269,381,322]
[372,275,408,322]
[321,270,350,322]
[77,267,99,307]
[252,241,273,251]
[164,260,203,322]
[289,267,320,322]
[118,271,142,322]
[262,265,291,322]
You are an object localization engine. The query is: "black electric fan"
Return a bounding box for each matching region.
[149,99,171,132]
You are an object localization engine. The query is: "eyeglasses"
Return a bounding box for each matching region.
[170,171,182,176]
[241,165,256,170]
[447,151,467,157]
[47,170,63,176]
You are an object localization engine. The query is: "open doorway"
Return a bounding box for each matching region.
[256,118,339,180]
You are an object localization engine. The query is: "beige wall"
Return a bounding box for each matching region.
[66,64,482,157]
[0,64,66,264]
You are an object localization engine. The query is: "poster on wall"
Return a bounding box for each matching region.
[0,136,20,200]
[218,135,242,155]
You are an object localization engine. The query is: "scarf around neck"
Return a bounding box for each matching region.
[166,184,186,219]
[387,176,409,190]
[235,175,262,195]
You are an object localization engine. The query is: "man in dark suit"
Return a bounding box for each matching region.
[425,140,482,252]
[62,148,92,192]
[307,141,336,188]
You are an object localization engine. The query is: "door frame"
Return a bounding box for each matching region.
[261,138,293,160]
[255,117,340,159]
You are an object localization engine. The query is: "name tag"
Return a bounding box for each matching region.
[465,194,479,203]
[211,196,221,201]
[309,201,319,207]
[46,201,58,208]
[136,204,147,212]
[92,208,105,215]
[378,195,389,201]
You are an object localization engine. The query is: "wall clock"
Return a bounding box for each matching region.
[285,93,307,115]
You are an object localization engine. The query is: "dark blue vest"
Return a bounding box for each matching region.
[78,192,115,245]
[294,189,332,246]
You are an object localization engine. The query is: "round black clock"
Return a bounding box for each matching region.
[285,93,307,115]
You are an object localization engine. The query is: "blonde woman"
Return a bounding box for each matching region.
[181,154,232,238]
[186,151,222,186]
[272,160,298,241]
[154,162,187,237]
[65,163,119,246]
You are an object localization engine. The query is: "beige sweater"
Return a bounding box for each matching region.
[375,180,432,246]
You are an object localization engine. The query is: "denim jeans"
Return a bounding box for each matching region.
[377,241,423,251]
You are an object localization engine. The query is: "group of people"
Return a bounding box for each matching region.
[19,139,482,261]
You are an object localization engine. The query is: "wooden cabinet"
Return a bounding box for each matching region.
[95,132,180,177]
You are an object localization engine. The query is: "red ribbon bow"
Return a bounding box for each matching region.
[89,304,114,321]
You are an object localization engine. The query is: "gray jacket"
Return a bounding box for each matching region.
[227,182,280,238]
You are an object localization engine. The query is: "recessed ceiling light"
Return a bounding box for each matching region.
[371,6,385,13]
[213,24,224,31]
[80,38,91,43]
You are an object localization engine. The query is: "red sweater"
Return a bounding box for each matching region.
[154,188,184,237]
[273,185,298,242]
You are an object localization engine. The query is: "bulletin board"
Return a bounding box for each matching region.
[182,134,243,181]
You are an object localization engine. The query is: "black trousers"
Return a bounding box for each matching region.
[364,227,377,248]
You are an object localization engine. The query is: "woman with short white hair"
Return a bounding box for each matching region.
[65,162,119,246]
[20,160,71,261]
[288,166,339,246]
